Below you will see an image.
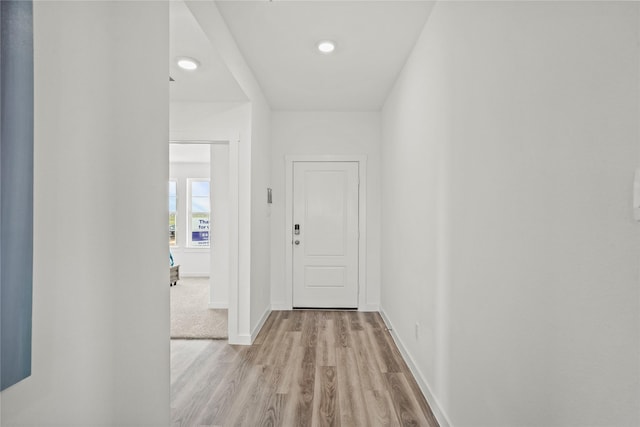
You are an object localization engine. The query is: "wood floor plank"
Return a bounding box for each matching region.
[317,311,329,329]
[253,311,279,345]
[226,363,286,426]
[363,323,394,376]
[171,361,232,427]
[386,372,436,427]
[275,332,302,394]
[336,347,370,426]
[273,330,298,367]
[381,326,412,371]
[171,342,236,417]
[296,346,317,426]
[315,319,337,367]
[368,326,402,373]
[291,310,305,331]
[349,312,364,331]
[301,311,319,348]
[335,311,350,348]
[362,311,383,329]
[196,346,261,425]
[364,389,402,427]
[312,365,339,427]
[280,350,304,426]
[402,367,441,426]
[220,363,265,426]
[351,330,385,392]
[376,323,441,425]
[258,393,287,427]
[170,339,212,381]
[248,364,288,426]
[255,315,290,365]
[171,310,439,427]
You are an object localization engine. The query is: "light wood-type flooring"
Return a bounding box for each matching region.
[171,310,439,426]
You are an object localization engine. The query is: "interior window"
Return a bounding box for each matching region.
[189,179,210,248]
[168,180,177,246]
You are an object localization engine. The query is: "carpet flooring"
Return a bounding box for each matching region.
[170,277,228,339]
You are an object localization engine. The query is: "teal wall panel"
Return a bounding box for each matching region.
[1,0,34,391]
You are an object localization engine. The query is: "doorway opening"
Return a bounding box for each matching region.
[169,140,237,340]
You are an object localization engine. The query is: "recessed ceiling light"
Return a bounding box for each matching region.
[317,40,336,54]
[177,57,200,71]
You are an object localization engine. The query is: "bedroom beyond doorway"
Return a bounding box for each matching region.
[169,142,230,339]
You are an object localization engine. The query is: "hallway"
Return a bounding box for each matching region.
[171,311,438,426]
[2,2,638,426]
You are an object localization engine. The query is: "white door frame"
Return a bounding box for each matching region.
[285,155,367,310]
[170,131,242,344]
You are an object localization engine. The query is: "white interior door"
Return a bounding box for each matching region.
[292,161,359,308]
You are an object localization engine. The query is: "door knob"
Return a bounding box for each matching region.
[294,240,300,245]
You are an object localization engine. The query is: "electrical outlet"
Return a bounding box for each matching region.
[415,322,420,340]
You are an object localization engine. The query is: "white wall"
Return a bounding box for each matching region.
[381,2,640,426]
[2,2,169,425]
[185,0,273,343]
[210,144,230,307]
[170,101,249,134]
[169,161,210,277]
[270,112,381,310]
[249,100,272,335]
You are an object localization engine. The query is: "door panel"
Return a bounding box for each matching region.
[293,161,359,308]
[304,170,346,256]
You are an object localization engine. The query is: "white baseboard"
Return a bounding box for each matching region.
[229,308,271,346]
[208,301,229,309]
[233,334,252,345]
[251,307,272,343]
[270,303,379,311]
[179,273,209,278]
[379,309,453,427]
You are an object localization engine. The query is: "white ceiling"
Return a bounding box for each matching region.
[170,1,248,102]
[170,0,434,110]
[216,1,435,111]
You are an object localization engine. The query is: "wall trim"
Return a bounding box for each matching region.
[379,308,453,427]
[284,155,368,310]
[273,304,378,312]
[208,302,229,309]
[234,334,252,345]
[179,272,209,278]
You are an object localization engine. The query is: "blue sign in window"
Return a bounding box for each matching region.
[192,231,209,243]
